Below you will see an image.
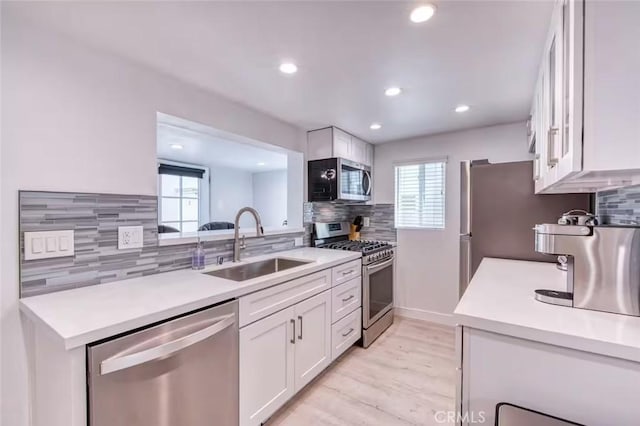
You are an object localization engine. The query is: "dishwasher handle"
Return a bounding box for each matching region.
[100,313,235,375]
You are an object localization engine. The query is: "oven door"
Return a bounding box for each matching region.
[363,257,394,328]
[338,159,372,202]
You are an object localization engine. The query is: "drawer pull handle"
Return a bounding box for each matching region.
[342,328,355,337]
[342,295,355,303]
[342,270,354,276]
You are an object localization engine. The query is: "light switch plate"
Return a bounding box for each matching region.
[118,226,144,250]
[294,237,304,247]
[363,217,371,227]
[24,230,75,260]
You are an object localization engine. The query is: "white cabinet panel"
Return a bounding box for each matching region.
[240,306,295,426]
[331,308,361,361]
[462,328,640,426]
[331,277,361,323]
[333,128,352,159]
[239,270,331,327]
[332,259,361,287]
[293,290,332,391]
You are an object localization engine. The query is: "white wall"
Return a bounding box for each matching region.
[374,123,532,324]
[1,15,305,426]
[209,166,254,228]
[252,170,288,228]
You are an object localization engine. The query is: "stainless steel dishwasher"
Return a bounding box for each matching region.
[87,299,238,426]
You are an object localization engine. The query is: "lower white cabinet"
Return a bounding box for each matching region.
[239,306,296,426]
[331,308,362,361]
[240,290,332,426]
[293,291,332,390]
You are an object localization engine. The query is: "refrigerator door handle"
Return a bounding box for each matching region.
[460,161,471,235]
[459,235,472,299]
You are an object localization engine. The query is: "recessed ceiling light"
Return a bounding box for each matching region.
[455,105,470,113]
[370,123,382,130]
[279,62,298,74]
[385,87,402,97]
[170,144,183,150]
[257,162,266,166]
[410,4,437,23]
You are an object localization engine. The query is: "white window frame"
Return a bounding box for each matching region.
[158,160,210,232]
[394,158,447,230]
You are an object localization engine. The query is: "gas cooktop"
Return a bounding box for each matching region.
[319,239,391,254]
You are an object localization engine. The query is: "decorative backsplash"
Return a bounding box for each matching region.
[597,184,640,225]
[303,201,396,243]
[19,191,304,297]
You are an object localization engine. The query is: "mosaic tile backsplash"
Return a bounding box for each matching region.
[597,184,640,225]
[20,191,304,297]
[303,201,396,243]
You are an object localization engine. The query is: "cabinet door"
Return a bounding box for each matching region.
[240,306,295,426]
[542,2,564,181]
[333,128,352,159]
[365,143,374,167]
[293,290,332,391]
[351,137,367,164]
[554,0,583,182]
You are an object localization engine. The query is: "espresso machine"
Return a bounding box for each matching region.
[534,224,640,316]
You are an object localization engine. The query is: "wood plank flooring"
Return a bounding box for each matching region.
[266,316,456,426]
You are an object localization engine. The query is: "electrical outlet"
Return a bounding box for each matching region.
[118,226,144,250]
[294,237,304,247]
[363,217,371,227]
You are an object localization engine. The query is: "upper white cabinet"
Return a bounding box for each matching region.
[308,126,374,166]
[533,0,640,193]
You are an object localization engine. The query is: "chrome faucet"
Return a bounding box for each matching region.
[233,207,264,262]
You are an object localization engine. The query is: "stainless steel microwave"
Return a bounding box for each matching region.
[308,158,372,202]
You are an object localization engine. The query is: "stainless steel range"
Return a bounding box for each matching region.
[313,222,394,347]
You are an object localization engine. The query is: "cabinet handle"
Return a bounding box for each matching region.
[298,315,303,340]
[342,294,355,303]
[534,154,541,181]
[547,127,559,166]
[342,328,355,337]
[342,270,354,276]
[290,319,296,344]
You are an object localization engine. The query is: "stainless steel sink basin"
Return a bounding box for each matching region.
[204,258,312,282]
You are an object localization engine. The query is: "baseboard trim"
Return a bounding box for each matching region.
[394,307,455,326]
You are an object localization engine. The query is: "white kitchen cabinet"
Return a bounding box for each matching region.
[307,126,374,166]
[240,289,333,426]
[240,306,296,426]
[293,290,332,391]
[459,327,640,425]
[533,0,640,193]
[331,307,361,361]
[330,277,361,323]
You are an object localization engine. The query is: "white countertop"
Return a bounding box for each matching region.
[20,248,361,350]
[454,258,640,363]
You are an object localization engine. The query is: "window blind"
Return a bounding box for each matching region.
[158,163,205,179]
[395,161,446,229]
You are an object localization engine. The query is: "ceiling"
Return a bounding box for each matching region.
[8,1,554,143]
[157,115,288,173]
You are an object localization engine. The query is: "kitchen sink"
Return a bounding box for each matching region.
[203,258,312,282]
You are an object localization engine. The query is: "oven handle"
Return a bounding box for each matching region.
[365,257,394,274]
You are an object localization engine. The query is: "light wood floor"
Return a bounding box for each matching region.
[266,316,456,426]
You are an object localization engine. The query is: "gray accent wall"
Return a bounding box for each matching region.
[597,184,640,225]
[20,191,304,297]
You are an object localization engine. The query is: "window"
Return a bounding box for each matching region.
[394,160,446,229]
[158,163,206,233]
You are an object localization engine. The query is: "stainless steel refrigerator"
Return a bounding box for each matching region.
[459,160,591,296]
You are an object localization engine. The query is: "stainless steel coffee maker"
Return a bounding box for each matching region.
[534,224,640,316]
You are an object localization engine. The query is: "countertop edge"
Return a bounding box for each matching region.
[454,305,640,364]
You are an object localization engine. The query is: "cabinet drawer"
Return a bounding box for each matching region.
[331,308,361,361]
[331,277,361,324]
[332,259,361,287]
[239,269,331,327]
